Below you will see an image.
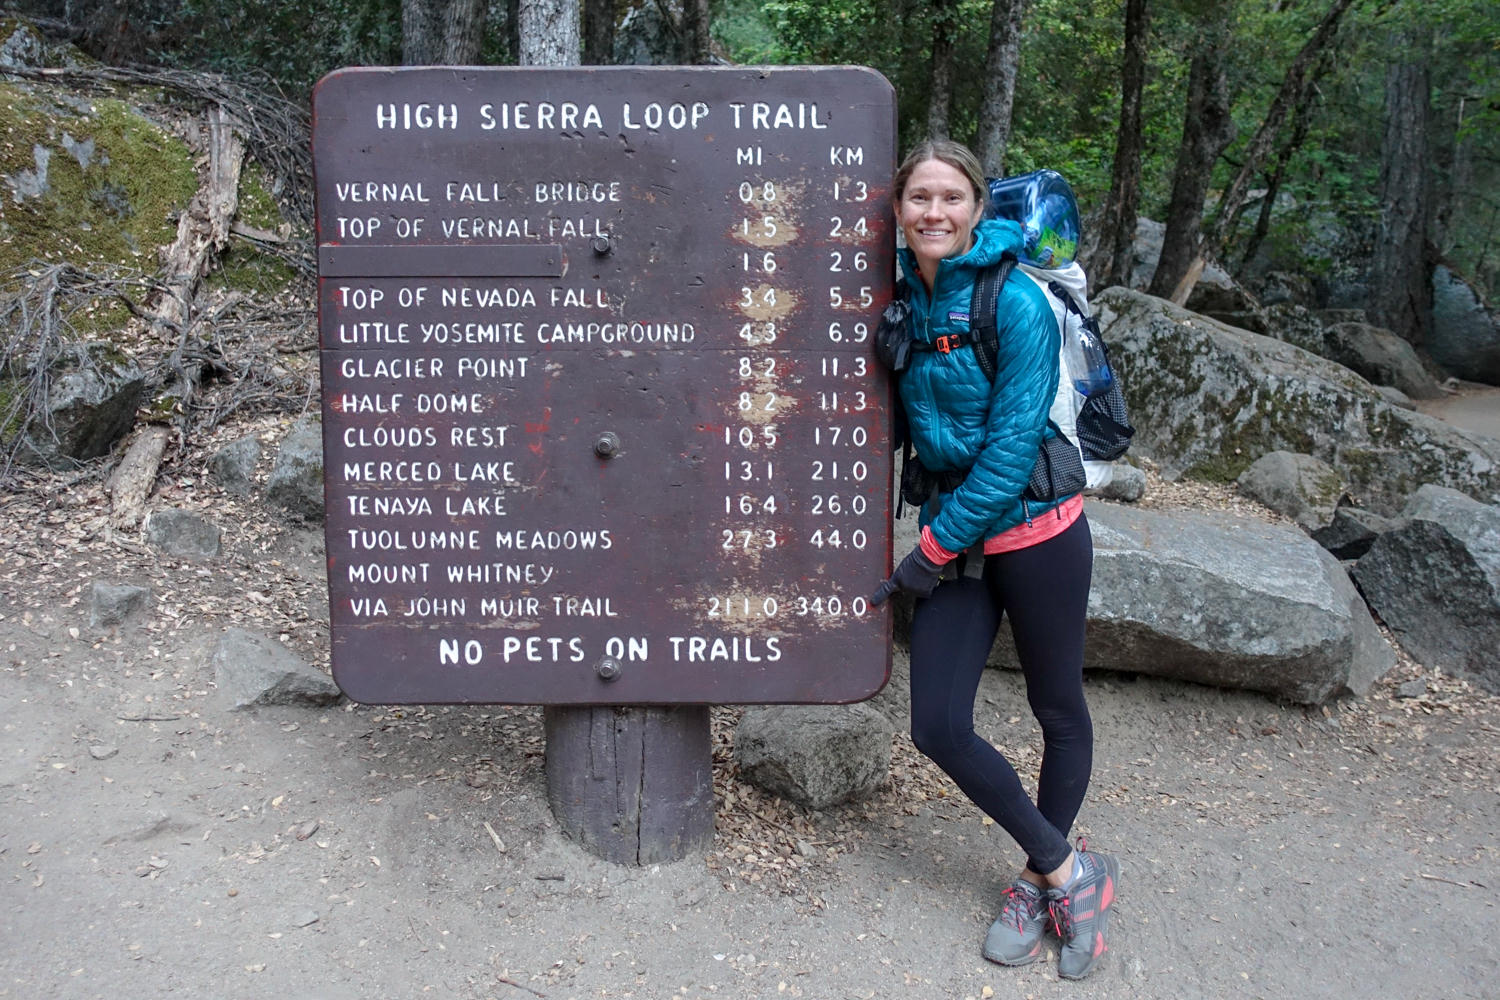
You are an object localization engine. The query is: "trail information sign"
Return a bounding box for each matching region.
[313,66,896,705]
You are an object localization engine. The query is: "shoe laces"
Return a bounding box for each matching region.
[1049,893,1076,938]
[999,885,1042,931]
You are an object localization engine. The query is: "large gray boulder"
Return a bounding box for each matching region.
[212,627,342,709]
[4,343,144,468]
[1351,486,1500,692]
[735,704,893,810]
[266,417,324,521]
[1096,288,1500,515]
[1321,322,1445,400]
[1245,306,1441,400]
[1430,265,1500,386]
[987,503,1393,703]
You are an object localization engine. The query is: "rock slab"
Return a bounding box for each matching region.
[1352,486,1500,692]
[735,704,893,809]
[89,582,150,628]
[212,627,342,709]
[144,509,221,561]
[1052,502,1390,703]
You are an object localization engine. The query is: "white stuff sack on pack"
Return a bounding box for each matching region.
[1018,260,1132,490]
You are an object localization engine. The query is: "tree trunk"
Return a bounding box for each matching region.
[403,0,488,65]
[973,0,1028,177]
[1205,0,1355,258]
[1147,24,1236,302]
[681,0,712,64]
[1371,45,1433,346]
[507,0,522,62]
[439,0,487,64]
[402,0,440,64]
[518,0,580,65]
[1091,0,1149,290]
[581,0,615,64]
[1433,95,1472,259]
[926,0,958,140]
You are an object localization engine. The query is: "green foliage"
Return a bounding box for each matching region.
[716,0,792,63]
[162,0,403,91]
[14,0,1495,300]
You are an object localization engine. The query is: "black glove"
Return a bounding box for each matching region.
[871,546,944,605]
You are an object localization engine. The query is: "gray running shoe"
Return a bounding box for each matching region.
[1047,849,1120,980]
[982,880,1048,966]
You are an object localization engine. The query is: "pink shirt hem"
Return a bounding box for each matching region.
[920,494,1084,562]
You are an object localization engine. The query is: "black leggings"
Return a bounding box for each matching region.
[908,513,1093,875]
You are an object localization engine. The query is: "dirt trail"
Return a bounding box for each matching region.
[1,444,1497,1000]
[1416,381,1500,441]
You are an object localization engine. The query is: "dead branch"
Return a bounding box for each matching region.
[153,105,245,333]
[108,425,169,530]
[0,66,322,489]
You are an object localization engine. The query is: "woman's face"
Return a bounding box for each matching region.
[896,158,984,277]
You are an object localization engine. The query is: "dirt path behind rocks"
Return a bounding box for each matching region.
[2,455,1499,1000]
[1416,381,1500,441]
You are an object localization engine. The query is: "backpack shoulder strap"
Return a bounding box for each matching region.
[1045,278,1089,320]
[967,253,1016,383]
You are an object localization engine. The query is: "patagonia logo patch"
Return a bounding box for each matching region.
[948,310,970,323]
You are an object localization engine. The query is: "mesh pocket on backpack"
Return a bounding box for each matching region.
[1024,434,1087,502]
[1076,381,1134,462]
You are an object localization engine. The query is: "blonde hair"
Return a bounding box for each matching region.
[893,139,987,205]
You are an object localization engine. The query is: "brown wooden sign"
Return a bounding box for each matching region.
[313,66,896,705]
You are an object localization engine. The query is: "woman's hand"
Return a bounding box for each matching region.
[871,546,944,605]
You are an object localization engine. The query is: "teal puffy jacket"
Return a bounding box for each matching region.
[896,218,1070,552]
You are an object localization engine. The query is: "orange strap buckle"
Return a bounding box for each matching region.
[935,335,956,354]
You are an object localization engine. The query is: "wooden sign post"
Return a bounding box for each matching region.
[312,66,896,862]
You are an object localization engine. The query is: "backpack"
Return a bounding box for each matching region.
[875,254,1133,510]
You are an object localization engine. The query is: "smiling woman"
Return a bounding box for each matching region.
[873,138,1120,981]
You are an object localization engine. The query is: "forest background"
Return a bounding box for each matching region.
[14,0,1499,340]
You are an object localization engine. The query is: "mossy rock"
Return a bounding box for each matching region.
[0,84,198,284]
[1097,287,1500,514]
[1,72,301,329]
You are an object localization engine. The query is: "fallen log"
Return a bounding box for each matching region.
[108,425,170,530]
